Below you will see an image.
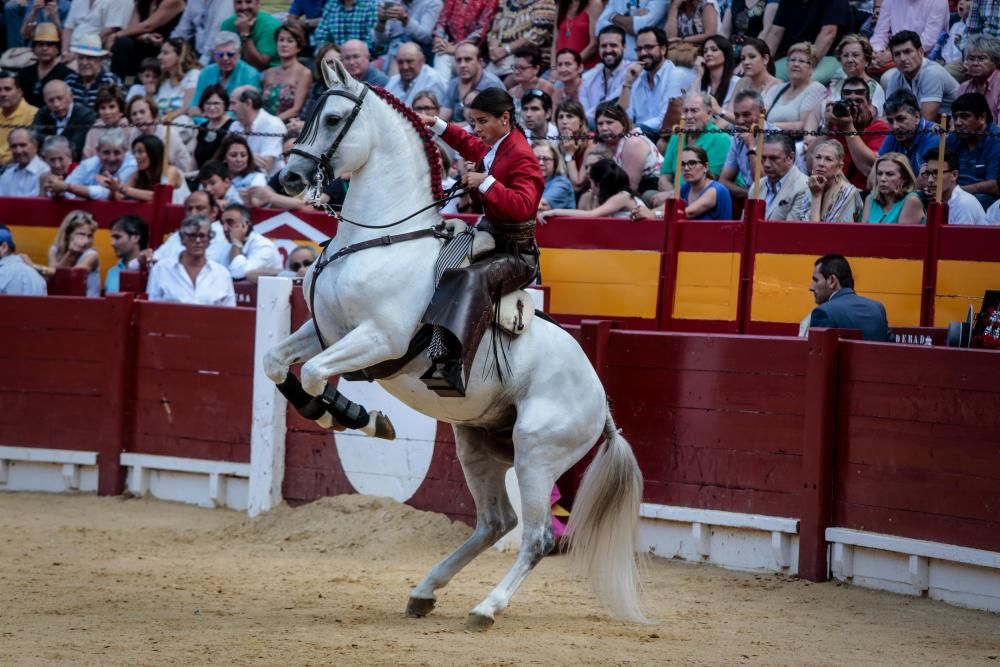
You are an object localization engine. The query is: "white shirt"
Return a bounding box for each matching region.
[385,65,448,106]
[580,60,633,123]
[0,155,47,197]
[154,220,231,265]
[231,109,286,177]
[146,254,236,307]
[524,121,558,147]
[64,0,132,34]
[65,153,138,200]
[629,59,688,129]
[595,0,670,61]
[224,230,283,280]
[986,199,1000,226]
[948,185,988,225]
[431,118,507,194]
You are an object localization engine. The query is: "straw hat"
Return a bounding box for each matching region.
[32,22,60,44]
[70,33,109,57]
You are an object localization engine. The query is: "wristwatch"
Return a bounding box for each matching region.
[564,153,573,164]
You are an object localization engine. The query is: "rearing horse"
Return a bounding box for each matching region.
[266,59,646,630]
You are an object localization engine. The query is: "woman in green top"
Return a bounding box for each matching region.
[862,152,925,225]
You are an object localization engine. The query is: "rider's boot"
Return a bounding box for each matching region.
[420,328,466,397]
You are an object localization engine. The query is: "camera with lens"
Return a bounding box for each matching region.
[831,101,853,118]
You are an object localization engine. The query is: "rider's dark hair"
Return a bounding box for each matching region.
[466,87,524,134]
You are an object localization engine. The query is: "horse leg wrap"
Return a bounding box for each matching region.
[321,384,370,430]
[276,372,328,421]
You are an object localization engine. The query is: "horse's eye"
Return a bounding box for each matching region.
[325,114,341,127]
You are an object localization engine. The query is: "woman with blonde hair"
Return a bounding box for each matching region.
[829,35,885,115]
[45,210,101,296]
[534,141,576,211]
[766,42,826,134]
[862,152,925,225]
[795,140,864,222]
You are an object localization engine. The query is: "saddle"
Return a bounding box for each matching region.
[445,218,535,337]
[339,221,534,384]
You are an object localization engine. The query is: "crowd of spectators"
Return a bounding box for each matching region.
[0,0,998,300]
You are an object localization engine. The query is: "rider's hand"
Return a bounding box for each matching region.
[462,171,487,190]
[417,113,437,127]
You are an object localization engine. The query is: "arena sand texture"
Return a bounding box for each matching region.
[1,492,997,666]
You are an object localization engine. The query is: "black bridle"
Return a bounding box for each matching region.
[288,85,370,187]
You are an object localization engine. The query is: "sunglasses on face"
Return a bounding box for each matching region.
[181,231,213,241]
[215,50,237,59]
[680,160,704,168]
[289,259,314,271]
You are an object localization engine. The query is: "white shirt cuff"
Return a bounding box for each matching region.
[479,175,496,194]
[432,118,447,135]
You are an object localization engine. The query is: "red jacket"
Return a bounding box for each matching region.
[440,123,544,223]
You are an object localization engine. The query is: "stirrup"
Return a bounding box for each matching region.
[420,360,466,397]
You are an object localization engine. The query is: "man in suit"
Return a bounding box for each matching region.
[809,254,893,341]
[32,79,95,161]
[762,134,810,221]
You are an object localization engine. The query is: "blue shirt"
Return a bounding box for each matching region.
[680,180,733,221]
[945,123,1000,190]
[290,0,327,17]
[193,61,261,108]
[879,117,939,173]
[543,175,576,210]
[629,60,689,130]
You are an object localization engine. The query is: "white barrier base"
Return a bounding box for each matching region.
[827,528,1000,613]
[0,446,99,493]
[121,453,250,511]
[639,503,800,575]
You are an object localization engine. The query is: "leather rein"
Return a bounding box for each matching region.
[287,84,465,350]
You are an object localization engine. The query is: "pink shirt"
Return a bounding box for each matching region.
[870,0,949,53]
[957,70,1000,129]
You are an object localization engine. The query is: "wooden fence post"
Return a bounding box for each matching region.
[736,198,765,334]
[97,292,136,495]
[797,327,854,581]
[920,201,947,327]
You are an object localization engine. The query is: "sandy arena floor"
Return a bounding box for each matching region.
[0,492,997,666]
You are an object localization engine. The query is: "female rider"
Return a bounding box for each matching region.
[419,87,544,396]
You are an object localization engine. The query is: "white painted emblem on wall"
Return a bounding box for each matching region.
[333,379,438,501]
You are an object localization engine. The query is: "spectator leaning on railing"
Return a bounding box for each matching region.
[219,202,283,283]
[104,214,150,294]
[0,225,47,296]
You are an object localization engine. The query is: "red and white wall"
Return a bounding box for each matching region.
[2,282,999,613]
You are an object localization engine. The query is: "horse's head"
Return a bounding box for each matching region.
[281,58,374,196]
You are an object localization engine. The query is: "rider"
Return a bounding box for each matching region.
[419,87,545,396]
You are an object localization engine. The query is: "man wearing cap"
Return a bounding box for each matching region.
[32,79,95,160]
[0,225,47,296]
[60,0,131,64]
[219,0,281,70]
[17,23,72,108]
[0,129,47,196]
[63,33,121,110]
[0,71,38,165]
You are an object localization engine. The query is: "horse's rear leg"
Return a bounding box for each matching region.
[407,426,516,618]
[465,463,556,632]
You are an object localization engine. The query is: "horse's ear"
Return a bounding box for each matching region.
[322,58,349,88]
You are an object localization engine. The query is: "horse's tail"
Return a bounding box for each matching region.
[565,407,648,623]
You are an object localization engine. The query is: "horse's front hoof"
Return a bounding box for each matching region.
[464,612,495,632]
[372,411,396,440]
[405,596,436,618]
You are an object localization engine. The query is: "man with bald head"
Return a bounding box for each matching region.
[339,39,388,86]
[229,84,286,177]
[32,79,96,161]
[0,129,47,197]
[385,42,446,106]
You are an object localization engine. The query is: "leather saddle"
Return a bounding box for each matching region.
[339,221,534,383]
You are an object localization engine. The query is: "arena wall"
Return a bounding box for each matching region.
[7,195,999,335]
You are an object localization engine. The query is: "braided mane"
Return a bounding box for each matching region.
[368,85,447,202]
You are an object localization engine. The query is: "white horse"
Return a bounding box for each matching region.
[264,59,646,630]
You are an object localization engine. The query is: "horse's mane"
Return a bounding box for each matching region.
[299,83,446,202]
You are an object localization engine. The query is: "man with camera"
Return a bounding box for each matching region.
[820,76,891,189]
